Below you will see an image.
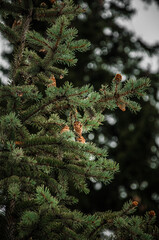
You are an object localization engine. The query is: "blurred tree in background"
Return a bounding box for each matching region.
[67,0,159,216]
[0,0,159,216]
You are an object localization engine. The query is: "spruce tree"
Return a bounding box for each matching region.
[1,0,159,216]
[0,0,159,239]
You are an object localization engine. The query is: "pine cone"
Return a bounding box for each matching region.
[17,92,23,97]
[15,141,23,145]
[74,121,82,136]
[149,210,156,216]
[132,201,138,207]
[50,0,56,3]
[61,125,69,134]
[116,100,126,111]
[77,136,85,143]
[115,73,122,82]
[48,75,56,87]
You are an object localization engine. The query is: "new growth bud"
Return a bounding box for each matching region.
[115,73,122,82]
[149,210,156,217]
[132,201,138,207]
[61,125,70,134]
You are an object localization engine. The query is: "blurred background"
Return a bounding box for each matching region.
[0,0,159,219]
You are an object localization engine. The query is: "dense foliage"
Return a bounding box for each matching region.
[0,0,159,239]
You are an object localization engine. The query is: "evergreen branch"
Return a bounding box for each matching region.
[27,33,52,50]
[120,79,150,98]
[89,219,108,239]
[13,10,33,84]
[34,1,83,21]
[56,56,77,66]
[42,17,66,66]
[0,1,27,15]
[59,2,66,16]
[48,66,68,76]
[20,135,107,159]
[70,44,88,50]
[21,89,89,123]
[0,22,19,43]
[0,0,157,238]
[52,17,65,54]
[67,168,113,182]
[6,200,16,240]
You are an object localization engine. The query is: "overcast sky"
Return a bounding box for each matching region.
[130,0,159,45]
[117,0,159,72]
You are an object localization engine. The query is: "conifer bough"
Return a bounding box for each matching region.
[0,0,158,239]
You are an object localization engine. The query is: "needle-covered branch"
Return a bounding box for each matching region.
[0,0,158,239]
